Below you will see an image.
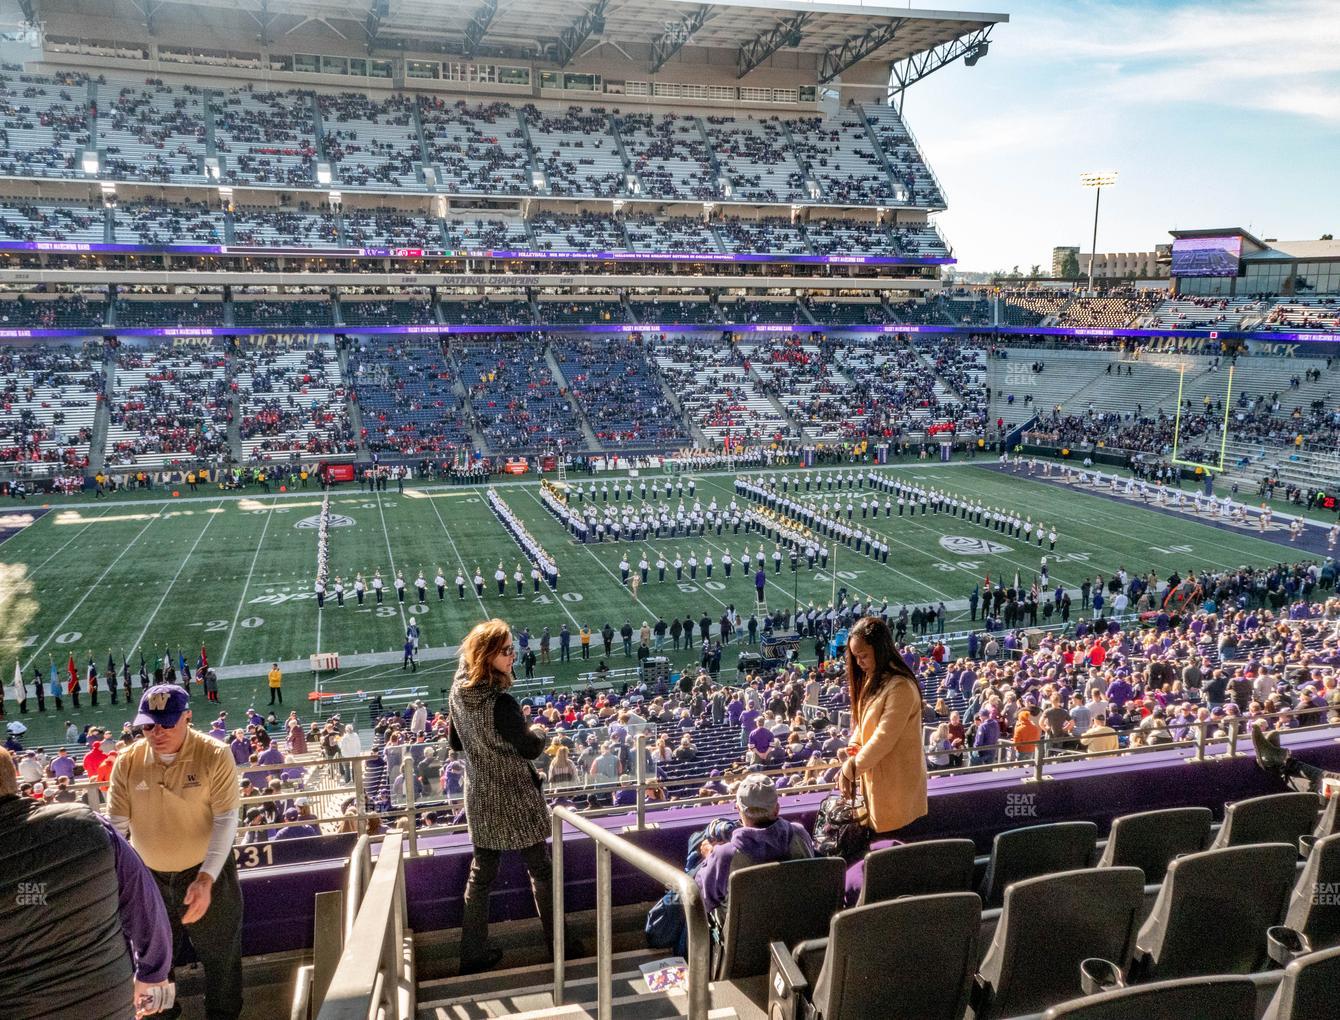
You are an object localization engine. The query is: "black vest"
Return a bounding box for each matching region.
[0,797,134,1020]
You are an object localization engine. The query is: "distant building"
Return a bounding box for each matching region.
[1051,246,1079,277]
[1079,250,1166,279]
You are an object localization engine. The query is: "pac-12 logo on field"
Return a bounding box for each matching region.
[939,536,1010,555]
[295,514,355,529]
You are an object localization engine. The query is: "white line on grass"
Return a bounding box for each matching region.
[20,511,161,673]
[220,495,277,666]
[127,499,226,661]
[374,488,408,633]
[424,488,488,621]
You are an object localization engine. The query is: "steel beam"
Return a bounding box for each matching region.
[462,0,498,57]
[364,0,388,54]
[649,4,712,75]
[887,26,994,109]
[552,0,608,69]
[817,18,906,85]
[736,12,811,79]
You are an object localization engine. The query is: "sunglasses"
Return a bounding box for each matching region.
[501,646,517,657]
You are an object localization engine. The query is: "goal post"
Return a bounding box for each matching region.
[1171,363,1234,475]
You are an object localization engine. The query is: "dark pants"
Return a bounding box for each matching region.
[153,856,244,1020]
[461,841,554,965]
[269,686,282,704]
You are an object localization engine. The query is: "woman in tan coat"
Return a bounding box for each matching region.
[838,616,929,834]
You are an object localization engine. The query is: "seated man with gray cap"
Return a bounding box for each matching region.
[693,773,813,917]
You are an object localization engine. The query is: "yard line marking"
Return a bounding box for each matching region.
[424,487,488,621]
[20,511,161,673]
[220,495,277,667]
[374,488,408,633]
[10,506,114,579]
[128,499,226,661]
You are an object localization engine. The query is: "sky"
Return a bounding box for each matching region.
[884,0,1340,272]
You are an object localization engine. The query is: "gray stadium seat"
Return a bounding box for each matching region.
[1132,843,1297,981]
[1097,807,1213,883]
[1261,944,1340,1020]
[977,821,1099,908]
[1209,793,1321,849]
[1283,831,1340,951]
[1039,976,1258,1020]
[857,838,977,906]
[767,892,982,1020]
[715,857,846,981]
[971,867,1145,1019]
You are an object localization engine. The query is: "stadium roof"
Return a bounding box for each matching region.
[66,0,1006,81]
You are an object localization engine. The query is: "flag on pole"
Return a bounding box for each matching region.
[1013,570,1021,592]
[984,571,991,591]
[49,659,59,698]
[199,644,208,670]
[9,661,22,708]
[67,654,78,694]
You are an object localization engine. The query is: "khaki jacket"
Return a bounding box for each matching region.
[851,676,929,834]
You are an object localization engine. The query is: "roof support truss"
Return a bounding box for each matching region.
[552,0,608,69]
[736,12,811,79]
[17,0,36,25]
[649,4,712,75]
[817,17,905,85]
[126,0,166,36]
[364,0,389,54]
[462,0,499,57]
[887,26,994,109]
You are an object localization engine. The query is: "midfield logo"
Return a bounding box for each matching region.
[294,514,355,529]
[939,536,1010,555]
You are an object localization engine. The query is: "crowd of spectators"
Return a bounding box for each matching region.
[419,97,530,195]
[618,112,717,201]
[653,334,791,444]
[0,294,107,328]
[97,78,208,183]
[716,215,808,255]
[703,114,807,204]
[349,333,470,456]
[236,337,354,459]
[215,86,319,186]
[105,341,232,467]
[115,295,225,328]
[0,200,103,244]
[341,207,439,247]
[339,295,437,326]
[318,92,420,188]
[787,113,897,205]
[554,335,689,449]
[440,298,532,326]
[524,105,626,198]
[114,199,223,245]
[233,298,334,328]
[454,337,584,452]
[232,204,339,246]
[529,211,626,251]
[0,340,102,467]
[0,69,89,178]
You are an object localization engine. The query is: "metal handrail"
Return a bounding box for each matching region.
[552,805,712,1020]
[317,831,412,1020]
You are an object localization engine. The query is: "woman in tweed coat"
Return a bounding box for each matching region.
[449,618,554,974]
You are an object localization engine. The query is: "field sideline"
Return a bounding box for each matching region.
[1,461,1328,745]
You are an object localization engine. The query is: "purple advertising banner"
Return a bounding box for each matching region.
[0,323,1334,343]
[9,239,954,267]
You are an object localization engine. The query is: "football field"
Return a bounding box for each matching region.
[0,462,1324,744]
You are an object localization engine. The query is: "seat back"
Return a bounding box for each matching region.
[1098,807,1213,884]
[1041,975,1258,1020]
[813,893,981,1020]
[857,839,976,906]
[974,867,1144,1019]
[1262,944,1340,1020]
[1136,843,1297,980]
[1284,832,1340,951]
[1212,793,1321,849]
[978,821,1099,908]
[1313,795,1338,839]
[717,857,846,980]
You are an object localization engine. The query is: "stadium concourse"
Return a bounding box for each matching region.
[2,0,1340,1016]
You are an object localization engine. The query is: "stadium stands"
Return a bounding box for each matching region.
[441,214,528,249]
[0,293,106,328]
[553,335,689,450]
[349,333,470,456]
[215,86,318,186]
[338,295,436,326]
[0,339,102,467]
[0,200,104,243]
[453,336,584,452]
[232,204,338,246]
[787,111,899,206]
[235,336,354,460]
[105,340,231,467]
[704,113,807,204]
[233,297,334,328]
[653,333,790,445]
[96,77,209,184]
[439,297,531,326]
[418,97,531,195]
[340,206,439,247]
[529,210,626,251]
[717,216,809,255]
[0,69,89,179]
[617,111,717,201]
[113,199,224,245]
[317,92,420,188]
[524,104,626,198]
[623,214,720,254]
[114,295,225,327]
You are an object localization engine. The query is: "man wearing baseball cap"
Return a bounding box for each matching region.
[109,684,243,1019]
[693,773,813,916]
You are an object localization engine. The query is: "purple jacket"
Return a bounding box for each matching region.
[98,815,173,982]
[694,817,814,913]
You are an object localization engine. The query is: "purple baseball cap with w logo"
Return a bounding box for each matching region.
[135,684,190,728]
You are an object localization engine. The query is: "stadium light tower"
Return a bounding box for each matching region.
[1080,171,1118,297]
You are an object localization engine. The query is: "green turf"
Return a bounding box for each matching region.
[0,462,1325,745]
